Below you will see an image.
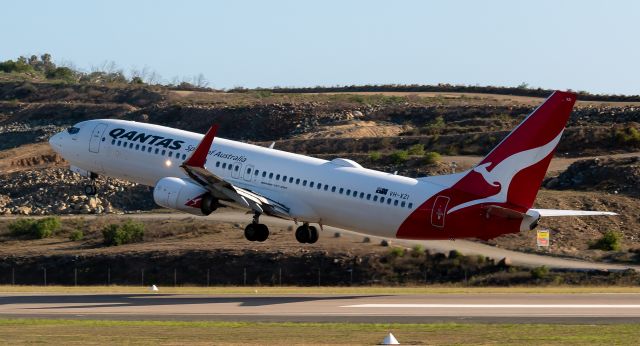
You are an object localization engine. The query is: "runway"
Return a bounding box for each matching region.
[2,293,640,323]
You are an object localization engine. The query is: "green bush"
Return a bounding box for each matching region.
[390,150,409,164]
[45,67,75,81]
[590,231,622,251]
[531,266,549,279]
[389,247,405,257]
[424,151,442,164]
[69,230,84,241]
[615,127,640,145]
[0,59,34,73]
[102,220,145,246]
[407,143,425,156]
[368,151,382,161]
[8,217,61,239]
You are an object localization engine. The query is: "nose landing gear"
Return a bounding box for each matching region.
[83,172,99,196]
[295,223,319,244]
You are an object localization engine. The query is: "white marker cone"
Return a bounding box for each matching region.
[381,332,400,345]
[150,285,159,292]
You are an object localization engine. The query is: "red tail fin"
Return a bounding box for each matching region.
[450,90,576,212]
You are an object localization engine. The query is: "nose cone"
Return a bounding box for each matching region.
[49,132,64,155]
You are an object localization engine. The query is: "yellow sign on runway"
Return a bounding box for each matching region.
[537,229,550,247]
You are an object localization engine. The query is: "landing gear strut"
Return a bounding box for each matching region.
[295,223,319,244]
[244,213,269,242]
[83,172,99,196]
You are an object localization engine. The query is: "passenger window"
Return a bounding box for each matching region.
[359,192,364,198]
[255,170,259,176]
[373,195,378,202]
[346,189,350,195]
[135,144,140,150]
[339,188,344,194]
[366,194,371,200]
[247,167,251,174]
[129,143,133,149]
[310,182,314,188]
[394,200,399,206]
[352,191,357,197]
[222,163,227,169]
[228,165,232,170]
[324,185,328,191]
[276,174,280,180]
[303,180,307,186]
[155,148,159,154]
[168,152,172,158]
[317,184,322,190]
[408,203,413,208]
[235,165,239,172]
[262,171,267,178]
[216,162,220,167]
[283,176,287,182]
[401,201,406,207]
[289,177,293,183]
[380,197,385,204]
[141,145,146,151]
[182,154,186,160]
[387,199,392,205]
[269,173,273,179]
[162,150,166,156]
[331,186,336,192]
[148,147,152,153]
[111,139,115,145]
[296,178,300,184]
[117,140,122,146]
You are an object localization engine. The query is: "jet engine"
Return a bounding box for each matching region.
[153,177,219,216]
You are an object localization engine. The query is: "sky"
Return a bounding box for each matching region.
[2,0,639,94]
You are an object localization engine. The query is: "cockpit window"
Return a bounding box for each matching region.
[67,127,80,134]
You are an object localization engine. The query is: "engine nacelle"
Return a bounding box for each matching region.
[153,177,218,216]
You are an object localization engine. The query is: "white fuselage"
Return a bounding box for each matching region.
[50,119,448,238]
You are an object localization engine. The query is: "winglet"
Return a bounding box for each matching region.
[183,124,218,168]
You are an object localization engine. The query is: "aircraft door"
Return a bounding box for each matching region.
[89,123,108,153]
[232,163,243,179]
[431,195,450,228]
[243,164,254,181]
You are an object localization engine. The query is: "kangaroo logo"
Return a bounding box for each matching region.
[447,131,563,214]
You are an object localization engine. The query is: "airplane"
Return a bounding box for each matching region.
[48,90,616,243]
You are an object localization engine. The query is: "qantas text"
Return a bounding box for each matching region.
[109,128,184,150]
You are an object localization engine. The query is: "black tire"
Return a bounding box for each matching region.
[244,224,258,241]
[308,226,319,244]
[255,224,269,242]
[295,225,310,243]
[84,184,97,196]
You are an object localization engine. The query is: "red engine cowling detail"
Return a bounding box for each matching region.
[153,177,217,216]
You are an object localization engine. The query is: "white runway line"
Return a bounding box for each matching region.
[343,304,640,309]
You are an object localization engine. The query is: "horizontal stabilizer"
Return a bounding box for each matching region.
[530,209,618,217]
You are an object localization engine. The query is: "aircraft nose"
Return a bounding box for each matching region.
[49,132,64,155]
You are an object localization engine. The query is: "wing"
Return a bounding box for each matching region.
[530,209,618,217]
[180,124,291,219]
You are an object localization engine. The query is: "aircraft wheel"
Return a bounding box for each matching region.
[295,225,310,243]
[308,226,319,244]
[84,184,97,196]
[255,224,269,242]
[244,224,259,242]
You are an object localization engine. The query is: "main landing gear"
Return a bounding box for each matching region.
[244,213,269,242]
[295,223,319,244]
[83,172,99,196]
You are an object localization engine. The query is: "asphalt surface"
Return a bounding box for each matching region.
[54,210,639,272]
[1,293,640,323]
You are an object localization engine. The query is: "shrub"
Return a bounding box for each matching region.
[390,150,409,164]
[69,230,84,241]
[407,143,425,156]
[102,220,144,246]
[424,151,442,164]
[8,217,61,239]
[590,230,622,251]
[389,247,405,257]
[531,266,549,279]
[615,127,640,145]
[45,67,75,81]
[368,151,382,161]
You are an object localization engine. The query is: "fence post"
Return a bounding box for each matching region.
[107,267,111,286]
[11,267,14,286]
[74,267,78,287]
[279,267,282,287]
[243,267,247,286]
[206,268,210,287]
[318,268,321,287]
[43,268,47,286]
[141,269,144,287]
[174,268,177,287]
